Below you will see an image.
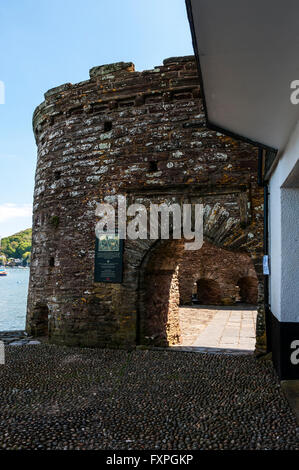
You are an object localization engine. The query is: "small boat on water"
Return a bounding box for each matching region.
[0,268,7,276]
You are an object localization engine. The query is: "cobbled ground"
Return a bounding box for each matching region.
[0,345,298,450]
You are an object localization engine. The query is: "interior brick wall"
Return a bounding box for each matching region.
[179,241,258,306]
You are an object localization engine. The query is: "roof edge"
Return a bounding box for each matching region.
[185,0,278,154]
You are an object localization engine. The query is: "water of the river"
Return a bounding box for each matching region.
[0,267,29,331]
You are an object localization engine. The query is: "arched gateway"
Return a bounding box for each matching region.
[26,56,266,353]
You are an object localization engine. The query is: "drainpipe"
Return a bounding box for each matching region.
[258,148,271,353]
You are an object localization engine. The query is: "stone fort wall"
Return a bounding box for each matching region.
[26,56,265,351]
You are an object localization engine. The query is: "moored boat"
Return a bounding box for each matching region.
[0,268,7,276]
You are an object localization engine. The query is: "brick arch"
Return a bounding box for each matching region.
[26,303,49,337]
[134,199,238,346]
[202,201,265,353]
[237,276,258,304]
[137,239,185,346]
[178,241,259,306]
[135,200,265,350]
[203,202,239,247]
[196,278,222,304]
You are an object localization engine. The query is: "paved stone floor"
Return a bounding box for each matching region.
[0,344,298,450]
[177,305,257,354]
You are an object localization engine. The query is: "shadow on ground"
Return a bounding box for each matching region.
[0,344,297,450]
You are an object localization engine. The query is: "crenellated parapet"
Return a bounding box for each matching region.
[33,57,200,140]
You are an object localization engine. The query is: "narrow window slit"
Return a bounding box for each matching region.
[149,161,158,172]
[104,121,112,132]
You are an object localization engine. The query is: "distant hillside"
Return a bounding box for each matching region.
[0,228,32,260]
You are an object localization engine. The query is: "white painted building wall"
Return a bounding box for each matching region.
[269,120,299,322]
[281,187,299,322]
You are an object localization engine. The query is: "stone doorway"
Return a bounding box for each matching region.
[28,304,49,338]
[137,237,259,353]
[179,241,259,307]
[137,239,184,347]
[236,276,258,304]
[196,279,222,304]
[177,242,258,352]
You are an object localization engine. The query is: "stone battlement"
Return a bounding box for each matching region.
[33,56,200,139]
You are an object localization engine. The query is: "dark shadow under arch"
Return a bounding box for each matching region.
[237,276,258,304]
[30,304,49,337]
[196,278,222,304]
[134,199,265,352]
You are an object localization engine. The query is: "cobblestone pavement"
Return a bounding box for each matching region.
[0,344,297,450]
[177,306,257,354]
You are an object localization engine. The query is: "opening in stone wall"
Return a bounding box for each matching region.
[172,241,259,353]
[104,121,112,132]
[236,276,258,304]
[30,304,49,337]
[138,238,258,353]
[148,161,158,172]
[196,278,222,304]
[137,239,184,347]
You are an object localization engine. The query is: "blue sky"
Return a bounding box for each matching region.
[0,0,193,238]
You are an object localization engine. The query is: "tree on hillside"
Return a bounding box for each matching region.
[1,228,32,259]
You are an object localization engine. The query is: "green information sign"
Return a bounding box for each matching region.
[94,232,124,283]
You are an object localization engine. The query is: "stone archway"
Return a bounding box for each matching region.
[28,304,49,337]
[237,276,258,304]
[202,202,265,354]
[196,278,222,304]
[137,239,185,347]
[178,241,259,306]
[135,200,265,351]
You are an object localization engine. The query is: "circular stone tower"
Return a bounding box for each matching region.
[26,57,265,350]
